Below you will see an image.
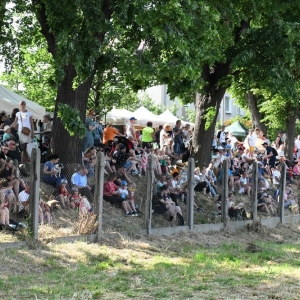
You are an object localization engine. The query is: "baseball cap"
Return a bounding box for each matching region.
[130,117,137,121]
[217,146,224,150]
[3,125,10,132]
[261,193,268,197]
[72,187,78,192]
[261,142,268,146]
[121,181,127,186]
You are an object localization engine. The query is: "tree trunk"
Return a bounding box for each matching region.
[51,64,94,164]
[285,103,297,160]
[245,92,267,134]
[192,62,230,167]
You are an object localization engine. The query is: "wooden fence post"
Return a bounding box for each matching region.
[278,163,287,223]
[221,160,228,225]
[29,148,40,240]
[251,161,258,221]
[186,158,195,230]
[94,152,106,242]
[144,154,155,235]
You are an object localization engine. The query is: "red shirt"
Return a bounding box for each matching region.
[103,181,118,196]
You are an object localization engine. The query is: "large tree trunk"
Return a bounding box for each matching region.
[285,103,297,160]
[51,64,94,164]
[192,63,230,167]
[245,92,267,134]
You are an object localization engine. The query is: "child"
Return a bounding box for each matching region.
[70,187,81,209]
[79,196,93,216]
[39,200,53,224]
[119,181,138,216]
[140,149,148,176]
[127,182,139,215]
[58,179,75,209]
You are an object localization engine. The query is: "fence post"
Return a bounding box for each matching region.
[221,160,228,225]
[251,161,258,221]
[29,148,40,240]
[94,152,105,242]
[144,154,155,235]
[186,158,195,230]
[278,163,287,223]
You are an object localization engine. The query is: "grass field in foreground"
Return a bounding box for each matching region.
[0,237,300,300]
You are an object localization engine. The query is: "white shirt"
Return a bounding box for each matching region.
[240,177,247,186]
[18,190,29,211]
[118,188,128,199]
[295,139,300,150]
[272,170,281,185]
[230,136,238,145]
[247,135,256,147]
[126,123,134,139]
[16,111,33,131]
[219,131,226,143]
[160,129,169,148]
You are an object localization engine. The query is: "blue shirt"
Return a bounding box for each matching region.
[71,172,87,187]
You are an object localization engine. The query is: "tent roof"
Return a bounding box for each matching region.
[225,120,248,136]
[0,84,46,120]
[133,106,158,120]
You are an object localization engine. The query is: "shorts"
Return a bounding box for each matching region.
[18,131,32,144]
[249,146,255,152]
[123,161,132,169]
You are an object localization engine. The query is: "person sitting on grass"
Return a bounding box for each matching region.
[239,170,252,197]
[258,193,276,215]
[152,184,183,223]
[118,181,138,216]
[18,185,30,218]
[39,200,53,224]
[103,173,136,216]
[79,196,93,216]
[70,187,81,209]
[58,179,75,209]
[0,178,18,214]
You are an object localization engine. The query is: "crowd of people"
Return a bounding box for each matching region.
[1,103,300,228]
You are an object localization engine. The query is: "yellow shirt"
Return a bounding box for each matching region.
[142,127,154,142]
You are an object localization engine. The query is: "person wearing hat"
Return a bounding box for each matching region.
[217,125,226,148]
[126,117,138,142]
[2,125,13,142]
[141,121,155,149]
[262,142,277,169]
[160,124,172,148]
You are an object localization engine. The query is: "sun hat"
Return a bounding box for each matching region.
[3,125,10,132]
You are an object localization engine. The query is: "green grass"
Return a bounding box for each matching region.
[0,238,300,299]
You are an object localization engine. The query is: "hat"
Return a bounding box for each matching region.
[121,181,127,186]
[3,125,10,132]
[60,179,68,185]
[261,142,268,146]
[217,146,224,150]
[163,123,173,131]
[261,193,268,197]
[130,117,137,121]
[119,144,126,150]
[72,187,78,192]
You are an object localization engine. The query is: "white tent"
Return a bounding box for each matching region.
[132,106,160,127]
[157,109,180,126]
[106,107,133,125]
[0,84,46,120]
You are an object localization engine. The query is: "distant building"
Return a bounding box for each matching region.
[145,85,245,123]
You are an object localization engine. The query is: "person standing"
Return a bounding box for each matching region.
[173,120,184,157]
[246,129,256,158]
[217,125,226,148]
[93,115,103,147]
[155,125,163,148]
[262,142,278,169]
[82,109,99,151]
[126,117,138,142]
[141,121,155,149]
[9,101,34,163]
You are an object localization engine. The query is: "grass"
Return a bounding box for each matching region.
[1,227,300,300]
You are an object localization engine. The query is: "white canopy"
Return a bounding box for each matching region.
[157,109,180,126]
[106,107,133,125]
[132,106,160,127]
[0,84,46,120]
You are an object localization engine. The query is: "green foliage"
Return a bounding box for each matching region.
[185,107,196,123]
[57,103,85,137]
[203,107,216,130]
